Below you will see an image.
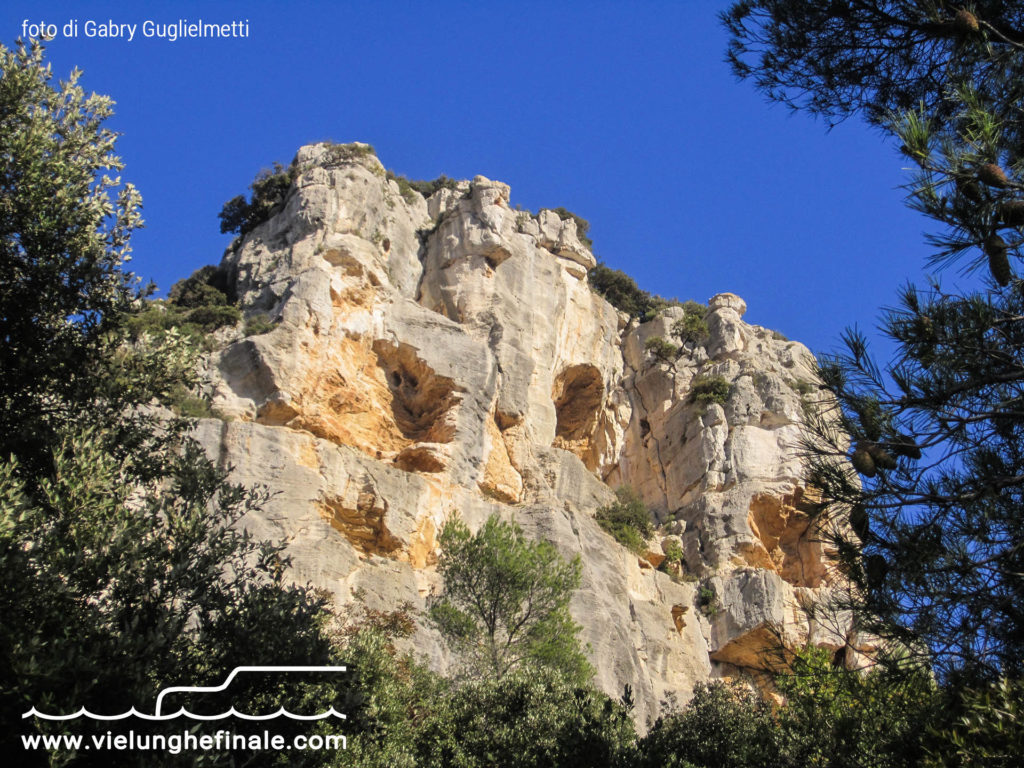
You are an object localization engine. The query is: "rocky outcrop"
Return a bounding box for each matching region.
[194,142,850,727]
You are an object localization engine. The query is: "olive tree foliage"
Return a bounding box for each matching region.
[635,648,939,768]
[774,646,939,768]
[429,515,592,685]
[0,41,338,765]
[0,40,162,477]
[725,1,1024,683]
[415,667,636,768]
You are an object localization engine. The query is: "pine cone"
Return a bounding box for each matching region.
[985,233,1009,256]
[868,444,898,470]
[851,447,877,478]
[890,434,922,460]
[865,555,888,588]
[954,9,980,35]
[989,248,1012,286]
[1000,201,1024,226]
[849,505,870,542]
[979,163,1010,188]
[959,180,984,203]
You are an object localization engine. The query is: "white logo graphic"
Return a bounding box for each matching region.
[22,666,347,721]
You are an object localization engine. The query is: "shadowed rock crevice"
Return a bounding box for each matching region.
[552,364,604,470]
[318,489,401,557]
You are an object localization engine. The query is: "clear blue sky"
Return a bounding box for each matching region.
[8,1,950,355]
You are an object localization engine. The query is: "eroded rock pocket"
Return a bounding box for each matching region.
[551,363,604,469]
[745,487,828,588]
[318,488,401,557]
[373,341,461,443]
[374,341,462,473]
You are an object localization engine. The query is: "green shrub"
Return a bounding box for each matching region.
[168,264,231,307]
[417,668,637,768]
[541,206,593,249]
[697,585,720,618]
[926,678,1024,767]
[690,374,731,407]
[408,174,460,198]
[127,265,241,346]
[170,392,215,419]
[322,141,376,166]
[587,262,692,322]
[219,161,296,236]
[776,646,940,768]
[243,313,276,336]
[125,302,180,338]
[680,299,708,316]
[386,170,421,204]
[588,262,649,317]
[385,171,465,204]
[644,335,679,363]
[636,681,782,768]
[671,300,710,345]
[640,295,685,323]
[185,303,241,330]
[771,329,790,341]
[662,539,684,565]
[596,487,653,554]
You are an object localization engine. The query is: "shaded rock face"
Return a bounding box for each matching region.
[196,142,849,727]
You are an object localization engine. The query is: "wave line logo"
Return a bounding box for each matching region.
[22,665,347,722]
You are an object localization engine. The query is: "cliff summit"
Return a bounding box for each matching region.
[192,142,851,724]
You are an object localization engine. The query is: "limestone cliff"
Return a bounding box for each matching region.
[193,142,850,726]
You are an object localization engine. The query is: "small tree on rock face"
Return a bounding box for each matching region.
[671,300,710,346]
[428,515,592,684]
[595,486,653,554]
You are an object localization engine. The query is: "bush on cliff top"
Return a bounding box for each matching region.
[220,142,378,237]
[588,261,693,322]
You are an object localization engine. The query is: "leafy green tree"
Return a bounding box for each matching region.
[428,515,591,684]
[588,262,651,318]
[725,0,1024,684]
[0,39,155,480]
[644,335,680,364]
[671,301,710,345]
[636,651,937,768]
[0,40,339,765]
[416,668,635,768]
[636,681,783,768]
[926,677,1024,767]
[775,646,939,768]
[219,162,296,237]
[327,603,443,768]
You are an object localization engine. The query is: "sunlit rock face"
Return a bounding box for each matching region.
[194,142,850,727]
